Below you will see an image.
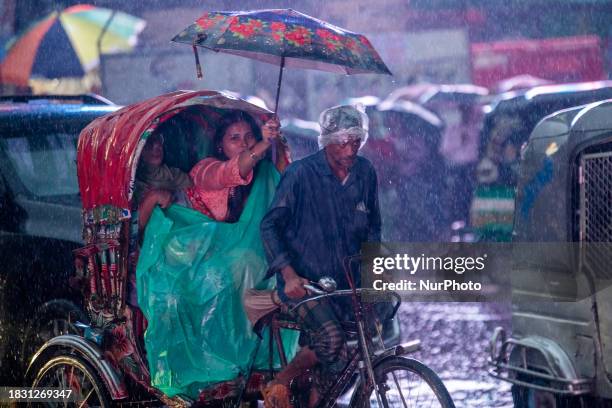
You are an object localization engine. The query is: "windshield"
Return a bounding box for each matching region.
[0,130,79,200]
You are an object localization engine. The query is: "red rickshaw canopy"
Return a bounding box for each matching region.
[77,90,272,213]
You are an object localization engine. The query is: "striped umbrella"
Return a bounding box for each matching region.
[0,4,145,86]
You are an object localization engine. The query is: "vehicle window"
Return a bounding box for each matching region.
[0,132,79,198]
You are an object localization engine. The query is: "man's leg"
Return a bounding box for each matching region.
[264,298,348,407]
[273,346,318,386]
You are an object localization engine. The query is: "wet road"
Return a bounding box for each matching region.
[397,302,513,408]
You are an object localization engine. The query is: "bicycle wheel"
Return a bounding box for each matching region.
[352,356,455,408]
[30,353,111,408]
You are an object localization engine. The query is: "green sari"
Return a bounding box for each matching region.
[137,160,298,398]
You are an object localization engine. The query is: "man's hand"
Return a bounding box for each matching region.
[281,265,309,299]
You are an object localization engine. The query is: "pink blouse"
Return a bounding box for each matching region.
[185,156,253,221]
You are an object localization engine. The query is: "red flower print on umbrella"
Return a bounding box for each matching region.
[270,22,286,42]
[196,13,225,30]
[284,26,312,47]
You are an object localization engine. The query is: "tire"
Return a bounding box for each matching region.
[29,353,111,407]
[21,300,87,367]
[352,356,455,408]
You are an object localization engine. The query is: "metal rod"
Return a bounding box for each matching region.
[192,45,203,79]
[97,10,116,96]
[274,56,285,115]
[274,325,288,367]
[235,338,262,407]
[269,324,274,379]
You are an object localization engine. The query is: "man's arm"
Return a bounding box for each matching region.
[260,206,293,275]
[260,166,300,276]
[260,166,309,298]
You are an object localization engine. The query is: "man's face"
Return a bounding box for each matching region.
[325,138,361,171]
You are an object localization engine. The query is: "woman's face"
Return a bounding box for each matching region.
[221,121,257,159]
[142,135,164,167]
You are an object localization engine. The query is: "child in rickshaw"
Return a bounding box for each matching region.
[134,110,298,400]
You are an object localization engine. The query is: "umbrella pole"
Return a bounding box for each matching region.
[97,10,116,96]
[192,45,203,79]
[273,56,285,115]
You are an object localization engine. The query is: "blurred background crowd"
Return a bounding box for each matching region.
[2,0,612,243]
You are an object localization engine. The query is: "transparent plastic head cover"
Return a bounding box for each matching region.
[318,104,369,149]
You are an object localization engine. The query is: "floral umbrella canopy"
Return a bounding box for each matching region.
[172,9,391,112]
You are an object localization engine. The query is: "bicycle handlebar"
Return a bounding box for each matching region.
[290,288,401,319]
[303,284,325,295]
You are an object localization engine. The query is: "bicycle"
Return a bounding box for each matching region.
[250,255,456,408]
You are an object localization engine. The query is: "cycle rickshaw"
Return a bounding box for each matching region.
[25,90,454,407]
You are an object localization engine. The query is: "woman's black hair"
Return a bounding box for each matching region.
[212,111,262,160]
[212,110,263,222]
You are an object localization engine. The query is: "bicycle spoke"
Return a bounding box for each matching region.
[413,369,422,407]
[78,388,95,408]
[390,371,409,408]
[56,366,64,388]
[60,366,70,408]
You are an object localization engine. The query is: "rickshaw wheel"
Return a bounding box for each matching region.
[21,300,87,367]
[30,353,111,407]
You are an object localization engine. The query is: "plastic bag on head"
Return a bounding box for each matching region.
[318,104,369,149]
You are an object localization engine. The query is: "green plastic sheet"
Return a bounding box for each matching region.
[137,160,299,398]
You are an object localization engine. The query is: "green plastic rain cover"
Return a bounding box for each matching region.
[137,161,298,398]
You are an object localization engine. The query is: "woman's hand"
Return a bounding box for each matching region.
[139,189,173,232]
[156,190,173,209]
[145,189,172,208]
[261,118,281,144]
[237,117,281,178]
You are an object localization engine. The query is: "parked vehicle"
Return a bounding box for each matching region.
[471,80,612,241]
[489,99,612,407]
[0,94,119,384]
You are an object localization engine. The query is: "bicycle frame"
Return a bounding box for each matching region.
[264,254,405,407]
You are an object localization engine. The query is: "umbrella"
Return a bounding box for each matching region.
[172,9,391,113]
[281,117,320,160]
[419,84,489,105]
[495,74,553,94]
[386,83,488,106]
[385,83,437,104]
[0,4,145,86]
[378,99,444,130]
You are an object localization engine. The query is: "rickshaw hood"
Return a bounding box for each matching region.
[77,90,271,215]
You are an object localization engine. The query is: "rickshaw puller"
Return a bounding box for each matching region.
[260,105,381,408]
